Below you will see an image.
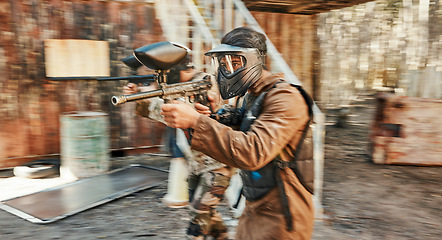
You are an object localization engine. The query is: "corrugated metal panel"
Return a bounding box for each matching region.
[0,165,168,223]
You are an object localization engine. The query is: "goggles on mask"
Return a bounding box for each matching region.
[216,55,246,76]
[206,45,262,64]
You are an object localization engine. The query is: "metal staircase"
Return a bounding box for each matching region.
[154,0,325,218]
[154,0,303,85]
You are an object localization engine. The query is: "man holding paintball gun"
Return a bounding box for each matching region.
[161,27,315,240]
[123,55,234,240]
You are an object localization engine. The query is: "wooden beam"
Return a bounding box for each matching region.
[243,0,375,15]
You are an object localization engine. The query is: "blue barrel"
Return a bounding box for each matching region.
[60,111,110,180]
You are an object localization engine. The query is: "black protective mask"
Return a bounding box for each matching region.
[205,44,264,99]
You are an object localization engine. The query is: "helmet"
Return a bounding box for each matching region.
[205,44,264,99]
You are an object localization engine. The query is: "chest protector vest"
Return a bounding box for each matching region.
[238,92,277,201]
[239,83,314,203]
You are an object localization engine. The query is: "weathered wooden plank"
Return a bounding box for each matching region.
[250,11,317,96]
[243,0,374,15]
[280,14,291,67]
[370,93,442,166]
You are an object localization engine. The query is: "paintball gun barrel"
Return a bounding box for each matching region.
[111,78,212,106]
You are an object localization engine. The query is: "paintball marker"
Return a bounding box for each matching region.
[111,41,212,106]
[111,77,212,105]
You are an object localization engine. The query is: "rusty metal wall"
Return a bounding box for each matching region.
[0,0,166,168]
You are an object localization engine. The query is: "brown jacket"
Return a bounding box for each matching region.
[191,73,314,239]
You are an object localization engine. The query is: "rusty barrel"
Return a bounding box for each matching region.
[60,111,110,180]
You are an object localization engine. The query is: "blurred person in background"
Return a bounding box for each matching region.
[161,27,315,240]
[123,56,234,240]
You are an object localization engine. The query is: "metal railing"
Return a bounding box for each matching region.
[154,0,218,72]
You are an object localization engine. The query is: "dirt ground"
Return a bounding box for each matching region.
[0,94,441,240]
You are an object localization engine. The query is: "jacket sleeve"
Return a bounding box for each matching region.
[191,84,309,171]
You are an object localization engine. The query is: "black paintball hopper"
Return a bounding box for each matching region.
[120,55,143,70]
[134,41,189,70]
